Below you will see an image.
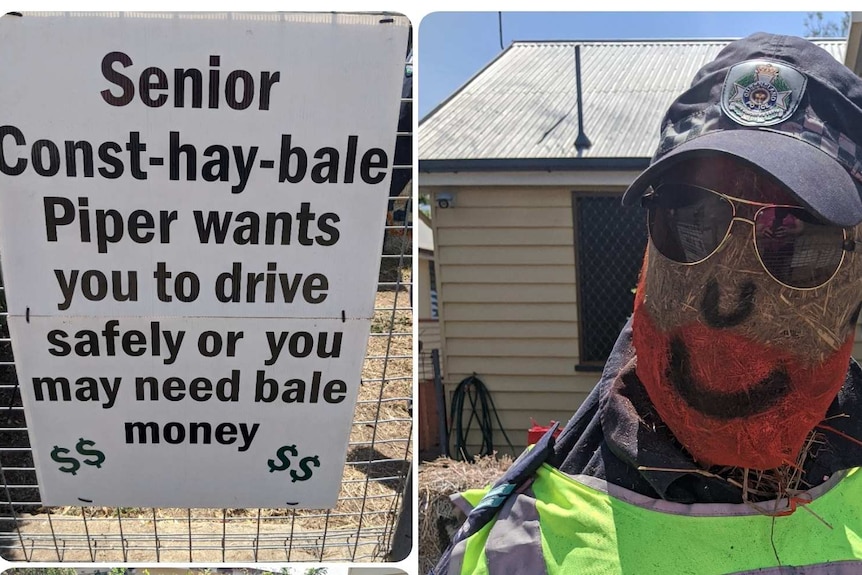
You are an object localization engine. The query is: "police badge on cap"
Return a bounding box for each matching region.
[721,60,807,126]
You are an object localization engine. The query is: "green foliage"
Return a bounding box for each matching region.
[804,12,850,37]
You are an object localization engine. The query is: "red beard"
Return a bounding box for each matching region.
[632,285,853,470]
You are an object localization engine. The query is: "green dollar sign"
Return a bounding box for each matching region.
[76,438,105,469]
[267,444,298,472]
[290,455,320,483]
[50,445,80,475]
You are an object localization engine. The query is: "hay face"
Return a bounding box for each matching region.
[633,155,862,471]
[641,157,862,362]
[643,230,862,364]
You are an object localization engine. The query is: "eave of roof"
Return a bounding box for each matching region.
[419,157,650,172]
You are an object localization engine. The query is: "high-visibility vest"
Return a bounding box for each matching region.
[449,464,862,575]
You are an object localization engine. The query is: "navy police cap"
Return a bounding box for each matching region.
[622,32,862,228]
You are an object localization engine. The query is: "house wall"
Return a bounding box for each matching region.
[418,250,444,457]
[417,252,441,381]
[427,185,605,455]
[417,254,435,321]
[418,323,441,381]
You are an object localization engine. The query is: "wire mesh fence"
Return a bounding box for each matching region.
[0,79,414,566]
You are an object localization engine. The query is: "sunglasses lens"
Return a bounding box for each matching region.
[647,184,733,264]
[754,207,845,289]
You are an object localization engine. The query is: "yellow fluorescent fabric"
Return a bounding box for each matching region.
[458,465,862,575]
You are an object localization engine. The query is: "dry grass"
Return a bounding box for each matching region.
[417,455,513,574]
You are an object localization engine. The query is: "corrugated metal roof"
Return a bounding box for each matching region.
[420,39,846,162]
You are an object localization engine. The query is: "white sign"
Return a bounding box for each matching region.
[0,12,409,507]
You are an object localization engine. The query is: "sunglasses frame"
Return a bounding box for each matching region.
[642,183,857,291]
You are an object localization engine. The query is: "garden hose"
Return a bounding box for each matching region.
[448,373,516,462]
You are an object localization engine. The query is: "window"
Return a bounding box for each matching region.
[428,259,439,319]
[574,194,648,367]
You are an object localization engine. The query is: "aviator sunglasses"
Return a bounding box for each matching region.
[642,183,857,290]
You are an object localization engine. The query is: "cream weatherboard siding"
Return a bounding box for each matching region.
[429,185,613,455]
[418,212,441,382]
[417,257,442,382]
[418,321,442,381]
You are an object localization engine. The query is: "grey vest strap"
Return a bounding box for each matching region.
[447,533,469,575]
[485,486,547,575]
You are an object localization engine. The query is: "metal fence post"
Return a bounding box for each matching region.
[387,462,412,561]
[432,349,448,457]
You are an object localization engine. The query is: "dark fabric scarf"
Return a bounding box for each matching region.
[550,319,862,504]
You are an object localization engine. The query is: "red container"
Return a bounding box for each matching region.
[527,418,563,445]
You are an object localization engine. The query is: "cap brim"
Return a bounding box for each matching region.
[622,130,862,227]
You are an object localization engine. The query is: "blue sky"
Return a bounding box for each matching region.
[418,12,848,118]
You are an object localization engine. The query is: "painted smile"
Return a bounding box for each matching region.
[667,336,790,420]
